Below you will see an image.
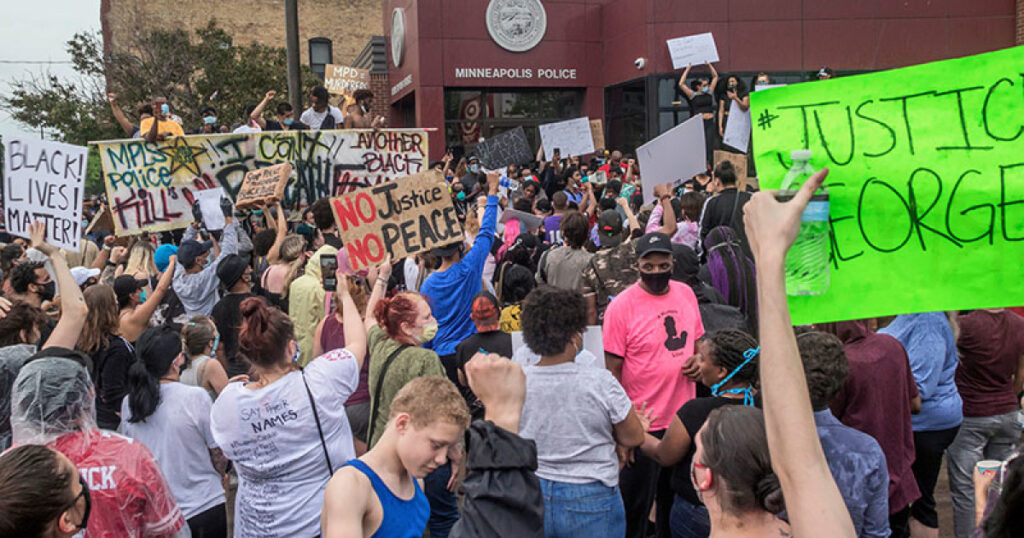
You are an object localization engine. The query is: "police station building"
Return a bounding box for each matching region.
[377,0,1018,159]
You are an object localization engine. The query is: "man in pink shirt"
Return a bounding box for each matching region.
[604,232,704,538]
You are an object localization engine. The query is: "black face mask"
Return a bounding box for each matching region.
[640,271,671,294]
[36,280,56,301]
[64,474,91,531]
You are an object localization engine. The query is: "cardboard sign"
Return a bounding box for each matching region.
[749,45,1024,324]
[330,169,462,270]
[667,33,720,70]
[538,117,595,160]
[97,129,429,235]
[85,205,115,234]
[722,99,752,153]
[714,151,748,191]
[324,65,370,95]
[3,138,88,251]
[474,127,534,170]
[637,115,707,205]
[590,119,606,151]
[236,163,292,209]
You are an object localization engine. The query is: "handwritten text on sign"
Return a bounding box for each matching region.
[331,170,463,270]
[236,163,292,209]
[750,45,1024,324]
[97,129,428,235]
[324,65,370,95]
[3,138,87,251]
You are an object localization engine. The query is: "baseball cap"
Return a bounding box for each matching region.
[216,254,248,288]
[70,267,100,287]
[597,209,624,247]
[178,239,212,267]
[113,275,148,300]
[431,241,463,258]
[153,244,178,272]
[635,232,674,258]
[467,155,480,163]
[470,291,501,332]
[817,66,834,79]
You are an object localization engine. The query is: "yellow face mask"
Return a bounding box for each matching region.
[419,322,438,343]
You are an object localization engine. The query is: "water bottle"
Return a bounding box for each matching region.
[499,176,519,192]
[776,150,830,295]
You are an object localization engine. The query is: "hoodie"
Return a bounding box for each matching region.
[289,245,338,366]
[173,222,241,317]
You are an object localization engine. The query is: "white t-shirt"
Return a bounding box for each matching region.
[232,123,262,134]
[120,382,224,519]
[210,349,359,538]
[299,106,343,130]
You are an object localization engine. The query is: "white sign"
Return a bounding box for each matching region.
[194,187,227,231]
[722,100,752,153]
[538,117,595,160]
[754,84,787,91]
[667,33,720,70]
[637,115,707,205]
[3,138,88,251]
[510,325,605,368]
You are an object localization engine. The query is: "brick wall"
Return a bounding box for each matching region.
[1018,0,1024,44]
[369,73,390,123]
[102,0,382,66]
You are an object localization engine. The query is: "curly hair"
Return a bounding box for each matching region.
[702,329,759,386]
[521,286,587,356]
[9,262,43,294]
[0,303,48,347]
[251,229,277,258]
[310,198,336,230]
[796,331,849,411]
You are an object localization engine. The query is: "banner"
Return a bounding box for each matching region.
[3,138,88,251]
[97,129,428,235]
[323,64,370,95]
[750,45,1024,324]
[330,169,462,270]
[538,117,595,160]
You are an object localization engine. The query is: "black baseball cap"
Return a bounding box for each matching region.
[597,210,624,247]
[216,254,248,288]
[113,275,148,300]
[178,239,213,267]
[635,232,674,258]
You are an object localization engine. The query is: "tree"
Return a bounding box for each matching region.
[2,21,320,194]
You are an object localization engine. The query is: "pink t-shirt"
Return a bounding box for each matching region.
[603,280,704,430]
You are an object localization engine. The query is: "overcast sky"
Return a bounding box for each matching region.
[0,0,101,142]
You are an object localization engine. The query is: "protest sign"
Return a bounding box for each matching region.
[538,117,595,160]
[3,138,87,251]
[499,208,543,232]
[590,119,606,150]
[323,65,370,95]
[722,100,752,153]
[667,33,720,70]
[236,162,292,209]
[714,151,749,191]
[754,84,787,92]
[85,205,115,234]
[195,188,227,231]
[330,169,461,270]
[97,129,428,236]
[749,45,1024,324]
[473,127,533,170]
[637,115,706,205]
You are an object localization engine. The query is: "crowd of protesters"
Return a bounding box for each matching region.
[0,69,1023,538]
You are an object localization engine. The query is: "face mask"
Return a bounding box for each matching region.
[469,164,480,174]
[37,280,56,301]
[283,118,294,126]
[139,289,147,304]
[211,333,220,355]
[64,474,91,532]
[640,271,671,294]
[203,116,217,125]
[756,80,767,86]
[701,87,710,94]
[690,461,708,502]
[419,322,438,343]
[160,103,170,115]
[292,341,301,363]
[456,191,466,201]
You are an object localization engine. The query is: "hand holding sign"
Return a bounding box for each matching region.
[743,169,829,263]
[29,221,57,257]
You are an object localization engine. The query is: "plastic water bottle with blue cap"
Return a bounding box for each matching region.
[776,150,829,295]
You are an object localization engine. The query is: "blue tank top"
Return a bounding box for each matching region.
[338,459,429,538]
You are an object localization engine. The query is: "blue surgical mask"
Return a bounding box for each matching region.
[211,333,220,355]
[283,118,294,126]
[469,164,480,173]
[253,209,263,216]
[161,103,170,115]
[701,87,710,94]
[203,116,217,125]
[139,289,147,304]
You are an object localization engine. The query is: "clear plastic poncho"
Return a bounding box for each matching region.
[11,358,191,537]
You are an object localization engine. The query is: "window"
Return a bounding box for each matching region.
[443,89,583,153]
[605,79,646,154]
[309,38,333,80]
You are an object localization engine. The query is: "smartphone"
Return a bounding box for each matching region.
[320,255,338,292]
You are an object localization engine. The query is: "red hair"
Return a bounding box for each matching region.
[373,292,423,340]
[239,297,294,366]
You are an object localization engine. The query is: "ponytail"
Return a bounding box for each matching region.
[126,359,160,423]
[373,292,422,340]
[239,296,293,366]
[127,326,183,423]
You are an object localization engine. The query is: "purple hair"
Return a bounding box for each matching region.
[705,226,758,330]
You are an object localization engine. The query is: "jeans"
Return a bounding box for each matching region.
[669,495,710,538]
[946,412,1019,538]
[910,426,960,529]
[539,478,625,538]
[424,462,459,538]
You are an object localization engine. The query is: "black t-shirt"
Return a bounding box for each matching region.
[93,336,135,431]
[264,120,309,131]
[211,292,256,377]
[670,396,745,503]
[454,330,514,419]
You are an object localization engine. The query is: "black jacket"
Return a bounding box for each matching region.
[698,187,753,261]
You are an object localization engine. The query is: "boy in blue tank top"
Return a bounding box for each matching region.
[321,376,471,537]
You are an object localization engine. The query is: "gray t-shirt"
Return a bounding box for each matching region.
[537,246,593,291]
[519,361,632,487]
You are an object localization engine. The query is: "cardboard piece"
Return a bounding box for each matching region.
[636,115,707,205]
[85,206,115,234]
[474,127,534,170]
[589,119,606,151]
[236,163,292,209]
[3,138,88,251]
[714,151,748,191]
[538,117,596,160]
[667,33,720,70]
[194,188,227,231]
[722,99,752,153]
[331,169,462,270]
[324,65,370,95]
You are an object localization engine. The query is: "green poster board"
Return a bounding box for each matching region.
[750,46,1024,325]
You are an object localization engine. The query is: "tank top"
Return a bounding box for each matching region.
[689,92,714,115]
[179,355,218,400]
[337,459,429,538]
[321,316,369,405]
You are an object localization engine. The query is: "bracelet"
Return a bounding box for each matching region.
[375,277,387,286]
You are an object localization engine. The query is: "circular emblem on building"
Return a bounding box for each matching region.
[486,0,547,53]
[391,8,405,68]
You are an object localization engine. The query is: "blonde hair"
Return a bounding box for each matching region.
[181,315,216,360]
[277,234,306,299]
[464,205,480,236]
[124,241,156,277]
[389,376,470,430]
[334,276,369,317]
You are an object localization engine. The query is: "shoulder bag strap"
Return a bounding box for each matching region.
[365,345,409,445]
[301,368,333,476]
[496,264,507,305]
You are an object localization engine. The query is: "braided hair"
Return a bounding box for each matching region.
[703,329,759,405]
[704,226,758,331]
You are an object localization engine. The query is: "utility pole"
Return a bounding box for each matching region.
[285,0,302,116]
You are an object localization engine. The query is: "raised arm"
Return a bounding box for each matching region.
[363,258,392,331]
[653,184,677,237]
[743,168,855,538]
[123,255,176,330]
[107,93,136,136]
[265,202,287,264]
[707,62,719,90]
[250,90,276,129]
[29,223,88,349]
[679,65,694,97]
[616,197,641,238]
[338,271,367,368]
